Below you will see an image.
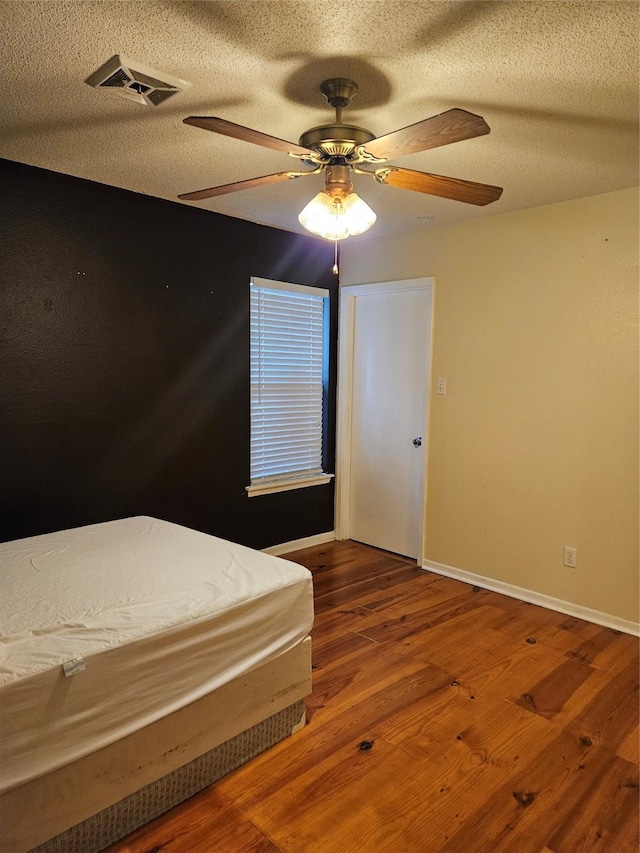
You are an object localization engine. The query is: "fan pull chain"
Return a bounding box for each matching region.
[332,240,339,276]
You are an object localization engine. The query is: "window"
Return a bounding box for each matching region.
[246,277,333,497]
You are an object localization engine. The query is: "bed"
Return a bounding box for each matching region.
[0,516,314,852]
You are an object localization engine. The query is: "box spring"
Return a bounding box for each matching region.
[2,636,311,852]
[33,699,305,853]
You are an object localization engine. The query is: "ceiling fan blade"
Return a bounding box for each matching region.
[363,109,490,160]
[183,116,314,157]
[378,167,503,205]
[178,172,302,201]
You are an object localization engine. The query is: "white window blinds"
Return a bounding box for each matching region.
[250,277,329,485]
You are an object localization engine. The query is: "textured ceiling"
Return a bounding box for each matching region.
[1,1,638,240]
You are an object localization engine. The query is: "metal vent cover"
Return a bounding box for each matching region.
[85,55,191,106]
[101,68,132,89]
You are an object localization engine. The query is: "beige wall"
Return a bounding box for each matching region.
[341,188,639,624]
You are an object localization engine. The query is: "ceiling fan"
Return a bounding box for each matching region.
[178,78,503,241]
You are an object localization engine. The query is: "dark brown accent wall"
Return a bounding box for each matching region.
[0,159,337,548]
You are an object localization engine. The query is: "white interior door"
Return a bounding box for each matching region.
[338,280,433,560]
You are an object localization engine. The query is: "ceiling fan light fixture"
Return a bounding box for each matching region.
[298,189,376,241]
[179,78,503,233]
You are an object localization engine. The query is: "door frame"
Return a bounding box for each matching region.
[335,277,435,563]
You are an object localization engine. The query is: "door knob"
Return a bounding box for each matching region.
[412,436,422,447]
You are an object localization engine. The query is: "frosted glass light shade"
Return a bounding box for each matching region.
[340,192,377,236]
[298,190,376,240]
[298,191,349,240]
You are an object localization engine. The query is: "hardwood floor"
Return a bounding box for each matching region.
[110,540,639,853]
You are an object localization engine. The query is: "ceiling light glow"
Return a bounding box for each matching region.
[298,189,376,241]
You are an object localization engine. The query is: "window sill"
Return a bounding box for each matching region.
[246,473,334,498]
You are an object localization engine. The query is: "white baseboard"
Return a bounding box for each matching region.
[263,531,336,557]
[422,558,640,637]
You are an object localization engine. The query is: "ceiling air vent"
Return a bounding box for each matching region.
[85,55,191,106]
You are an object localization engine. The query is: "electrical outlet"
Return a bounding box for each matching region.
[563,546,577,568]
[436,378,447,395]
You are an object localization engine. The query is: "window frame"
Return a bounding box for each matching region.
[246,276,334,498]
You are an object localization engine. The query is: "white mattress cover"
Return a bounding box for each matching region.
[0,517,313,793]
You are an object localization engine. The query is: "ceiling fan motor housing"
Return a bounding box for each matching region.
[299,124,375,158]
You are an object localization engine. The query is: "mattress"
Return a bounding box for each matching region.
[0,516,313,794]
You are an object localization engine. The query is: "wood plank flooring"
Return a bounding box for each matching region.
[109,540,639,853]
